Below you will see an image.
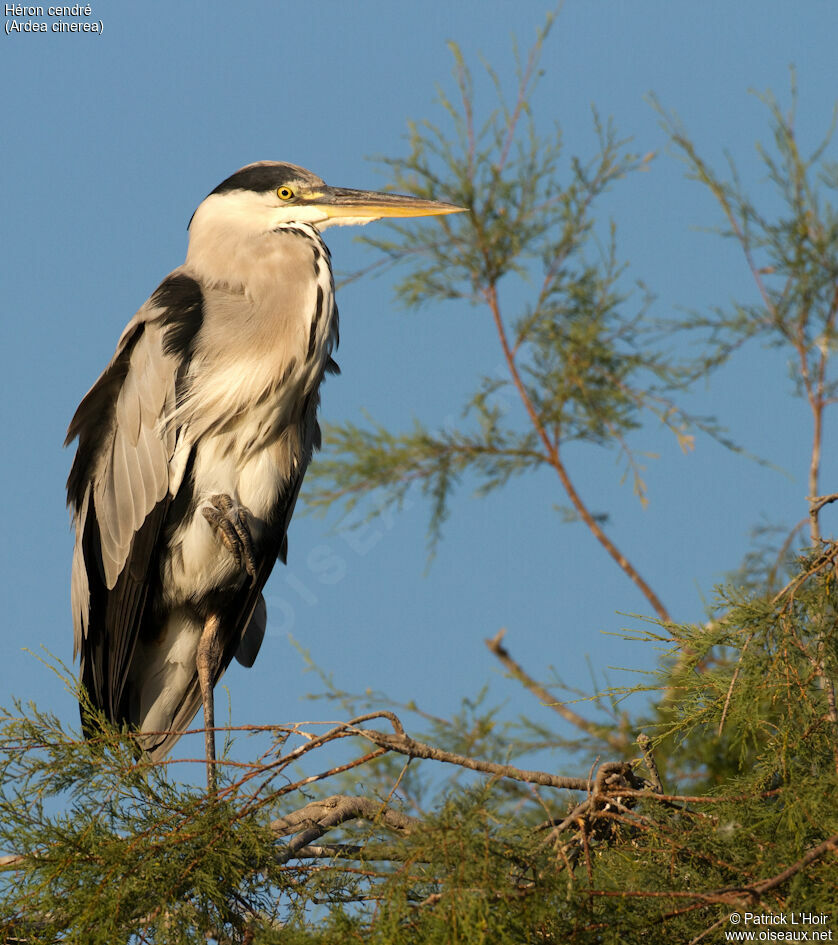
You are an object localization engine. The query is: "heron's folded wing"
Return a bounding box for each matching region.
[67,271,202,723]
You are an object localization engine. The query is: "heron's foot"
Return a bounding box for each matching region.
[202,494,257,584]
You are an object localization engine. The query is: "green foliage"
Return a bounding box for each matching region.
[2,634,836,943]
[0,690,277,943]
[656,81,838,389]
[308,19,703,565]
[307,413,546,549]
[660,550,838,790]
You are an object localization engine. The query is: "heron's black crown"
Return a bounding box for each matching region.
[209,161,323,197]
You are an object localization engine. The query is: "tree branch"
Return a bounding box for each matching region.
[354,725,598,792]
[486,628,631,752]
[484,280,672,622]
[272,794,417,863]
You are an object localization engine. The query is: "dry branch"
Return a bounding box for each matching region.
[486,629,631,752]
[635,733,664,793]
[354,726,596,791]
[540,761,643,846]
[272,793,417,862]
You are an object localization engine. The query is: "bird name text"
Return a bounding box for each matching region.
[4,4,103,34]
[5,4,92,13]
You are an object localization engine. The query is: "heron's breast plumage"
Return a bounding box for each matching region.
[161,224,337,606]
[175,225,336,443]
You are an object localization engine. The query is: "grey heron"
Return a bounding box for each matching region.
[66,161,463,788]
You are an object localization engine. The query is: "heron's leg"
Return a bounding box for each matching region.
[196,612,222,793]
[201,494,257,583]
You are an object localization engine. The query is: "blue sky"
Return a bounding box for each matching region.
[2,1,837,775]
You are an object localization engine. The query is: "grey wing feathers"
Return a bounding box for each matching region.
[94,321,174,588]
[67,281,188,722]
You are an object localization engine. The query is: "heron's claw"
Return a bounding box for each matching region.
[202,494,257,584]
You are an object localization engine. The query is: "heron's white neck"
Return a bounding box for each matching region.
[186,192,279,288]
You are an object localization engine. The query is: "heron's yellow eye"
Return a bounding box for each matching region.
[277,186,294,201]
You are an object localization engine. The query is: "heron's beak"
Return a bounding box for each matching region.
[313,187,466,223]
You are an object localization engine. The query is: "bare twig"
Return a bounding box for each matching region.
[745,833,838,897]
[636,733,664,793]
[687,916,727,945]
[234,711,404,804]
[808,492,838,516]
[290,843,407,862]
[486,629,630,752]
[272,794,416,838]
[772,541,838,605]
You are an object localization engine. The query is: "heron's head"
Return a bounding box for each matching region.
[188,161,465,237]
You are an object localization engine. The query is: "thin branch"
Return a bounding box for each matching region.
[771,541,838,605]
[290,843,407,861]
[272,794,416,838]
[610,787,784,805]
[718,631,756,736]
[636,733,664,793]
[484,281,671,621]
[486,629,630,752]
[808,492,838,516]
[233,711,404,804]
[747,834,838,897]
[688,916,728,945]
[355,725,600,792]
